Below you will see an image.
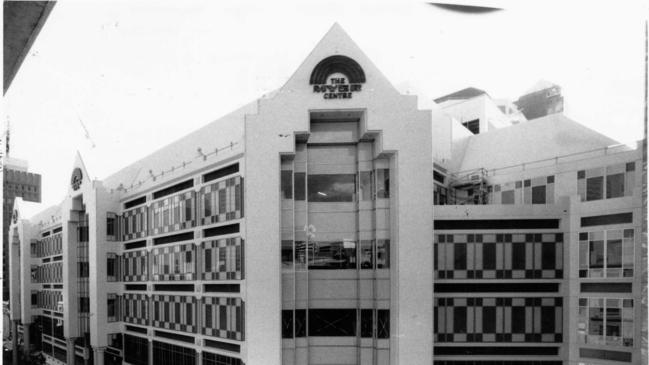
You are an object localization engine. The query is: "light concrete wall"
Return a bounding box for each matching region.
[245,24,432,365]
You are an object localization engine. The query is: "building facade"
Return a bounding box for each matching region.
[3,157,41,300]
[7,24,645,365]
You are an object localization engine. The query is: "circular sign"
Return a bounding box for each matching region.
[71,168,83,190]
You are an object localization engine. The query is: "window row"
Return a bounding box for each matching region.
[281,169,389,202]
[39,315,64,340]
[119,176,243,241]
[281,239,389,270]
[121,294,245,341]
[488,175,555,205]
[435,297,563,343]
[579,229,634,278]
[31,262,63,283]
[435,233,563,279]
[36,290,63,312]
[578,162,635,201]
[117,238,244,282]
[578,297,633,347]
[281,308,389,338]
[33,232,62,258]
[123,335,243,365]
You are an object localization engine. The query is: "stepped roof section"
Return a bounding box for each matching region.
[448,113,626,173]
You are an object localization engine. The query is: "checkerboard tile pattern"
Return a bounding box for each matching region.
[122,250,148,282]
[201,297,245,341]
[199,176,243,225]
[435,233,563,280]
[122,206,148,241]
[201,237,244,280]
[435,297,562,343]
[151,243,196,281]
[151,295,197,333]
[489,175,555,205]
[150,191,196,236]
[122,293,149,326]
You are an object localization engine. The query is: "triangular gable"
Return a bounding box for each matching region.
[278,23,402,99]
[68,151,91,195]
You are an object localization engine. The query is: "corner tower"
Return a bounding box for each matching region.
[244,23,434,365]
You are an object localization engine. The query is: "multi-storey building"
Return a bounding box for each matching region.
[3,157,41,300]
[7,24,645,365]
[8,24,432,365]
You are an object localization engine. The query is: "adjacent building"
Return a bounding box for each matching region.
[7,24,645,365]
[3,157,41,300]
[515,80,565,121]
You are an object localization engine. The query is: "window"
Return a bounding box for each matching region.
[307,174,356,202]
[359,240,373,269]
[359,171,373,200]
[453,307,467,333]
[106,213,116,240]
[281,240,293,269]
[376,169,390,199]
[281,170,293,199]
[308,241,356,269]
[153,340,195,365]
[454,243,466,270]
[107,253,117,281]
[578,298,633,347]
[360,309,373,337]
[203,352,243,365]
[377,239,390,268]
[79,297,90,313]
[377,309,390,339]
[308,309,356,337]
[294,172,306,200]
[586,176,603,201]
[204,194,212,217]
[501,190,514,204]
[483,243,496,270]
[532,185,546,204]
[107,294,117,322]
[579,229,634,278]
[606,173,624,198]
[282,310,293,338]
[578,163,634,201]
[462,119,480,134]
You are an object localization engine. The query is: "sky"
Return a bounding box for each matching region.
[4,0,648,218]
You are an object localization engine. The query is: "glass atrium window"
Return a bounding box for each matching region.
[307,174,356,202]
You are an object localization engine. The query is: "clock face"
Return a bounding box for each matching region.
[71,168,83,191]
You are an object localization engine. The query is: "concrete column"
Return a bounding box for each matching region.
[11,320,18,365]
[67,337,76,365]
[94,347,105,365]
[196,350,202,365]
[148,340,153,365]
[22,323,30,357]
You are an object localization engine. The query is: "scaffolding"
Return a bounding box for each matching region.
[447,168,489,205]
